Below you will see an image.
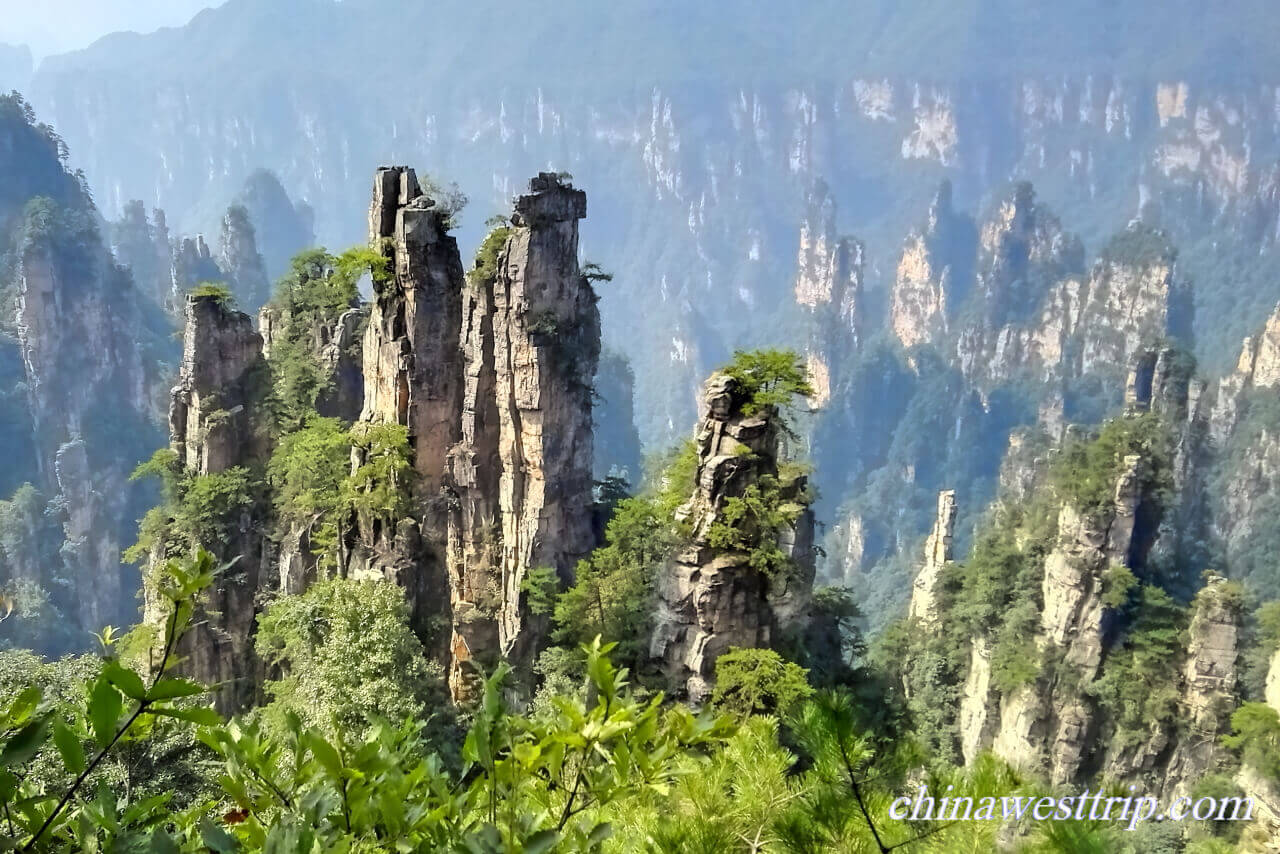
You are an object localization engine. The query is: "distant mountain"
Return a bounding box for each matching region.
[19,0,1280,621]
[0,43,31,93]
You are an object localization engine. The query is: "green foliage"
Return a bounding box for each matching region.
[521,566,560,617]
[554,492,682,671]
[1092,585,1188,752]
[189,281,235,307]
[263,246,380,430]
[1258,600,1280,652]
[170,467,258,551]
[581,262,613,285]
[1101,564,1138,609]
[418,174,469,230]
[0,548,224,850]
[711,648,814,718]
[1223,702,1280,784]
[254,578,447,739]
[469,224,512,287]
[720,348,814,417]
[1050,412,1173,518]
[343,421,413,527]
[705,474,803,577]
[265,416,349,549]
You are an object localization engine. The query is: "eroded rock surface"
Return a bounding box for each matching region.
[650,372,819,703]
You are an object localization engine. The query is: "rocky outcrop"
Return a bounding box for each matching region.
[233,168,315,282]
[889,181,974,350]
[1211,302,1280,442]
[908,490,955,627]
[170,295,268,474]
[1160,576,1242,796]
[111,200,175,311]
[155,293,269,712]
[487,174,600,674]
[649,372,819,703]
[978,451,1158,784]
[360,166,464,496]
[172,235,224,301]
[15,195,168,634]
[339,166,465,648]
[218,204,271,312]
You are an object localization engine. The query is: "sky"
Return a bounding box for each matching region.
[0,0,224,60]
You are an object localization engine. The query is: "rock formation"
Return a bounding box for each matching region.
[218,204,271,312]
[649,372,819,703]
[337,166,465,650]
[908,489,956,627]
[889,181,974,350]
[172,235,224,302]
[15,192,169,635]
[983,452,1156,784]
[158,292,269,712]
[445,173,600,696]
[1159,576,1242,795]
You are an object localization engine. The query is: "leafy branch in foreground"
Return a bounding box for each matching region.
[1,548,226,851]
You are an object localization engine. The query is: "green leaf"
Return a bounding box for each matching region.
[89,677,124,748]
[52,720,85,774]
[149,706,223,727]
[0,717,49,767]
[148,828,181,854]
[103,660,148,702]
[146,677,206,701]
[199,818,239,853]
[306,733,343,778]
[523,829,561,854]
[5,686,41,725]
[587,822,613,846]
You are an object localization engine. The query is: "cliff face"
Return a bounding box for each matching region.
[1157,577,1242,795]
[978,453,1156,785]
[445,173,600,696]
[907,489,955,628]
[156,293,269,711]
[649,372,819,703]
[11,200,170,641]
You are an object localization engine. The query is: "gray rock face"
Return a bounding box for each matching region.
[1159,576,1242,796]
[981,452,1156,785]
[16,222,165,633]
[343,166,464,647]
[649,372,818,703]
[171,295,268,474]
[361,166,465,497]
[489,173,599,673]
[218,204,271,312]
[908,489,956,627]
[172,236,224,306]
[156,293,269,712]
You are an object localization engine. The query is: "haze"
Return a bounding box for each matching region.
[0,0,223,59]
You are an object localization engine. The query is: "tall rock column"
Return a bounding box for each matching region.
[361,166,464,492]
[349,167,464,642]
[489,173,600,671]
[649,372,819,703]
[154,292,269,712]
[1160,576,1242,796]
[908,489,956,626]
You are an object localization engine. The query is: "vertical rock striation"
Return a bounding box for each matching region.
[649,372,819,703]
[345,166,464,646]
[158,293,269,712]
[908,489,956,627]
[488,173,599,673]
